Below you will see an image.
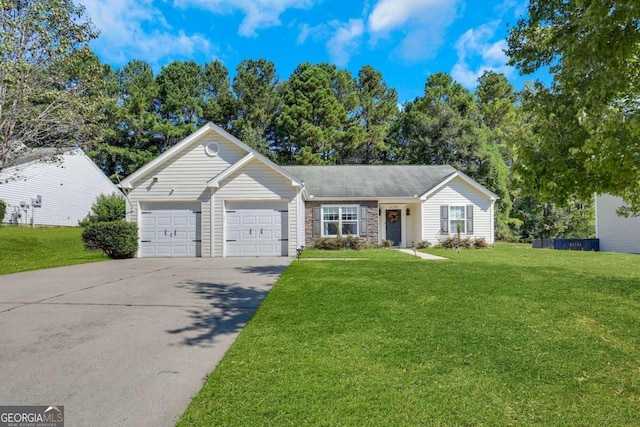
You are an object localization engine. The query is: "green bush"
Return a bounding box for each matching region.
[345,235,368,250]
[473,237,489,249]
[314,235,368,250]
[416,241,431,249]
[79,193,125,227]
[82,221,138,259]
[439,236,490,250]
[0,199,6,222]
[382,239,392,248]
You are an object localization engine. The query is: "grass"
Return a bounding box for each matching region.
[178,244,640,426]
[0,226,108,275]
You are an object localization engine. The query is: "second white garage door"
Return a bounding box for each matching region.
[226,202,288,256]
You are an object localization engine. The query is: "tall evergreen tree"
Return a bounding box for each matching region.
[276,63,349,164]
[156,60,205,150]
[354,65,398,164]
[231,58,280,157]
[400,72,485,174]
[475,71,517,239]
[88,59,159,180]
[202,60,234,130]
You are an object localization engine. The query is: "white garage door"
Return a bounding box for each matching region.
[226,202,288,257]
[140,204,201,257]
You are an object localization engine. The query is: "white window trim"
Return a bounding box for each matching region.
[449,205,467,235]
[322,204,359,237]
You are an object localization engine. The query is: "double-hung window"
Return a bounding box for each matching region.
[322,205,358,236]
[449,206,466,234]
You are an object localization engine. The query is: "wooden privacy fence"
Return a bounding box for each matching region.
[532,239,599,251]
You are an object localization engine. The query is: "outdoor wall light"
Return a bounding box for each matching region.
[406,208,410,216]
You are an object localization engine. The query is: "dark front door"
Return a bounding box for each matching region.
[385,209,402,246]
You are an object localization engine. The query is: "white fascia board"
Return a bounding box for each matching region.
[207,152,254,188]
[419,171,499,201]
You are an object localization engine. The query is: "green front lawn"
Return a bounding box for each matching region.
[0,226,108,275]
[178,244,640,426]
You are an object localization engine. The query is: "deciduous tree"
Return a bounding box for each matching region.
[0,0,99,169]
[506,0,640,214]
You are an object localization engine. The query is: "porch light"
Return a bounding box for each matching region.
[406,208,410,216]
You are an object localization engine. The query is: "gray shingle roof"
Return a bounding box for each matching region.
[281,165,458,198]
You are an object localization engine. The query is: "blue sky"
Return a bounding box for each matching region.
[81,0,549,103]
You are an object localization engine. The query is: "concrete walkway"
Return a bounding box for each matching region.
[0,257,291,427]
[397,248,447,260]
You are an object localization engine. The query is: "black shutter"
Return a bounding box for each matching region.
[359,205,368,237]
[440,205,449,233]
[466,205,474,234]
[313,206,321,237]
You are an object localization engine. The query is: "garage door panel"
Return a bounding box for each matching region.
[241,229,256,239]
[226,203,288,257]
[242,216,257,226]
[173,217,188,226]
[157,217,172,226]
[258,216,273,225]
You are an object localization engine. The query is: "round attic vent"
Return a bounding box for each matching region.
[205,142,220,157]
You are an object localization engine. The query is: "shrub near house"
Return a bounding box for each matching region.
[82,222,138,259]
[80,194,138,259]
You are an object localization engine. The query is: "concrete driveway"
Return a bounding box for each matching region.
[0,257,291,426]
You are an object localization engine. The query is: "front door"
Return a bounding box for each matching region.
[385,209,402,246]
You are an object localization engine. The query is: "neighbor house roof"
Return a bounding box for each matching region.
[11,147,70,167]
[282,165,497,200]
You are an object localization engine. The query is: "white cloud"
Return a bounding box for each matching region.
[83,0,214,65]
[450,21,514,88]
[175,0,318,37]
[367,0,459,61]
[495,0,529,18]
[297,22,329,45]
[326,19,364,66]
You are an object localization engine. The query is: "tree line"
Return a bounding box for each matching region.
[83,56,599,242]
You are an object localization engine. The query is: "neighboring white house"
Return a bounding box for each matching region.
[0,148,121,227]
[595,193,640,254]
[119,122,497,258]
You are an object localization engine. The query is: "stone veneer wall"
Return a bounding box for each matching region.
[305,201,379,247]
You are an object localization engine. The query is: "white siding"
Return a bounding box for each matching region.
[422,177,494,244]
[596,194,640,253]
[214,158,299,256]
[406,203,422,247]
[126,132,247,256]
[0,150,120,226]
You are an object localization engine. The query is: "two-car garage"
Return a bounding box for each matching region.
[139,202,288,257]
[121,123,301,259]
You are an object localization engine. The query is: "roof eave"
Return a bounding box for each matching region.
[419,171,498,201]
